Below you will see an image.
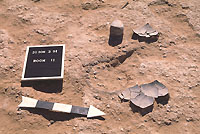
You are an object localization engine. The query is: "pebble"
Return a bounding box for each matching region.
[181,3,189,9]
[86,69,90,73]
[41,39,46,43]
[106,104,110,108]
[0,39,3,43]
[67,34,73,38]
[166,105,171,112]
[94,95,102,100]
[4,87,8,92]
[120,128,124,132]
[186,117,193,122]
[122,49,127,53]
[99,0,105,3]
[106,22,110,25]
[93,71,97,75]
[9,65,13,69]
[17,111,22,115]
[117,77,122,80]
[164,120,171,125]
[23,40,27,44]
[48,120,55,126]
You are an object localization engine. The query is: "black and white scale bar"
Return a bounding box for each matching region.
[18,96,105,118]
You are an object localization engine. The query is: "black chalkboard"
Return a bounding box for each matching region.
[22,44,65,80]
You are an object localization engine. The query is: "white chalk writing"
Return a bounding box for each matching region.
[32,50,46,54]
[33,59,46,63]
[32,49,58,55]
[51,58,56,62]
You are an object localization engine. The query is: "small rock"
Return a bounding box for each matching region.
[86,69,90,73]
[94,95,102,100]
[120,128,124,132]
[17,111,22,115]
[122,49,127,53]
[99,0,105,3]
[82,2,99,10]
[48,120,55,126]
[4,88,8,92]
[106,104,110,108]
[67,34,73,38]
[186,117,193,122]
[9,65,13,69]
[93,71,97,75]
[137,123,145,129]
[169,41,176,45]
[117,77,122,80]
[181,3,189,9]
[164,120,171,125]
[140,63,146,68]
[15,94,19,98]
[23,40,27,44]
[166,105,171,112]
[41,39,46,43]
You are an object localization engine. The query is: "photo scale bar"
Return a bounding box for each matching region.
[18,96,105,118]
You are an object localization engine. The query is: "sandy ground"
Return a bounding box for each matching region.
[0,0,200,133]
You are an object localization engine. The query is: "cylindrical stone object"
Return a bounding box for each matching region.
[110,20,124,36]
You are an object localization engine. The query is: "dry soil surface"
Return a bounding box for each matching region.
[0,0,200,134]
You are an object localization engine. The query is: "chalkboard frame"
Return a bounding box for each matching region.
[21,44,65,81]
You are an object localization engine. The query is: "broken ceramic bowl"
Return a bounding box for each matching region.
[133,23,159,38]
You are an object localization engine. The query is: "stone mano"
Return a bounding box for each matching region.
[21,44,65,81]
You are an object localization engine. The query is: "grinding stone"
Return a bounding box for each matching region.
[110,20,124,36]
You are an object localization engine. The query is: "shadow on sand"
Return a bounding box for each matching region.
[21,80,63,93]
[132,33,158,44]
[156,94,170,105]
[130,103,154,116]
[20,107,105,122]
[130,94,170,116]
[21,107,83,121]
